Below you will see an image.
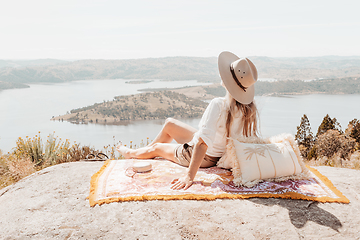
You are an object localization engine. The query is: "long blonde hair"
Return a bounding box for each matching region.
[225,93,258,138]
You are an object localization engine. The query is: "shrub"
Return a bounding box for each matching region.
[347,119,360,149]
[315,129,356,160]
[13,133,43,166]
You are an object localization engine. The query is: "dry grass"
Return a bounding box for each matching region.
[7,156,35,181]
[0,151,15,189]
[0,133,140,190]
[349,151,360,170]
[0,133,124,189]
[305,151,360,170]
[0,152,35,188]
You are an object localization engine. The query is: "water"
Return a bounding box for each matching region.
[1,79,360,154]
[0,79,209,153]
[256,94,360,137]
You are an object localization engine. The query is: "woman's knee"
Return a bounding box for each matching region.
[164,117,177,126]
[148,143,159,154]
[163,118,181,131]
[151,143,176,160]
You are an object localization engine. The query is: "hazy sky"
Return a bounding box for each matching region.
[1,0,359,59]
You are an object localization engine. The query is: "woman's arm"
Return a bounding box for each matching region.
[171,138,208,190]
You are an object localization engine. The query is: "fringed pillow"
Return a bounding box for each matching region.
[217,134,310,187]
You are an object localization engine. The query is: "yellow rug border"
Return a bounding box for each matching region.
[89,160,111,207]
[306,166,349,203]
[88,161,350,206]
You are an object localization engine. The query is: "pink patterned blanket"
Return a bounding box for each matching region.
[88,159,349,206]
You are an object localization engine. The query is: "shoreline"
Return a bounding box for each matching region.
[51,83,360,125]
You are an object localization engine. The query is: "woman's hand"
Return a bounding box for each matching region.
[171,175,193,190]
[171,138,208,190]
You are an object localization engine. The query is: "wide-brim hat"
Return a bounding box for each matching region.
[218,51,258,104]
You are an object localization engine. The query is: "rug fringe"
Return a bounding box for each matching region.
[88,160,111,207]
[306,166,350,204]
[93,189,349,206]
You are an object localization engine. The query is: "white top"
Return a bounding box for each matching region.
[190,97,243,157]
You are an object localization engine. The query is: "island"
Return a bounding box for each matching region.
[51,76,360,124]
[51,91,209,124]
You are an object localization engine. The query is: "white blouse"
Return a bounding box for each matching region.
[190,97,243,157]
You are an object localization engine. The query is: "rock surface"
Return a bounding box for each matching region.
[0,162,359,240]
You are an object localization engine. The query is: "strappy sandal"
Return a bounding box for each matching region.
[84,153,109,161]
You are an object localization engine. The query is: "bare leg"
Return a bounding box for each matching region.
[117,142,178,162]
[148,118,197,146]
[117,118,196,161]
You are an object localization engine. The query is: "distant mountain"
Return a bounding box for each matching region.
[1,56,360,90]
[0,57,218,85]
[0,59,68,69]
[251,56,360,69]
[200,77,360,96]
[250,56,360,81]
[0,81,29,90]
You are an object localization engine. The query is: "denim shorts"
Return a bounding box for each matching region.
[174,143,220,168]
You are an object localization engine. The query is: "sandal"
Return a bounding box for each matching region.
[84,153,109,161]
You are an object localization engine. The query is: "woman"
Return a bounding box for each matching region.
[117,51,259,190]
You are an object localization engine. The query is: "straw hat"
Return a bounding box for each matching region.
[218,51,258,104]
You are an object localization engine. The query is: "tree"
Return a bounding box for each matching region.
[346,118,360,149]
[316,114,342,137]
[295,114,315,159]
[307,145,317,160]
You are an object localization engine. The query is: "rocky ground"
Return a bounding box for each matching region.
[0,162,359,240]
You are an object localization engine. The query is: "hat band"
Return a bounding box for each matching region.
[230,65,247,92]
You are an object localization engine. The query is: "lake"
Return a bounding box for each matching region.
[1,79,360,154]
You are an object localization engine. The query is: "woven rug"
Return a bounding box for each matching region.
[88,159,349,206]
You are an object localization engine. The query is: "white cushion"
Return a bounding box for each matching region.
[233,139,302,182]
[217,134,309,187]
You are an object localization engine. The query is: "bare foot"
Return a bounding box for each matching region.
[116,142,133,159]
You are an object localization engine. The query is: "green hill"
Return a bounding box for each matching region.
[52,91,208,124]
